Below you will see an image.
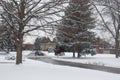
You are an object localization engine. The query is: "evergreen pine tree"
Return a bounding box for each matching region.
[56,0,95,57]
[0,1,15,52]
[34,37,41,50]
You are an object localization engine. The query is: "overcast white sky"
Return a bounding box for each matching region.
[23,29,55,44]
[23,2,114,45]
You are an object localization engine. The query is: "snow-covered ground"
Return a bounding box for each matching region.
[0,51,120,80]
[44,51,120,68]
[0,51,31,63]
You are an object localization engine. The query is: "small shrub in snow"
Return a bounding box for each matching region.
[5,54,16,60]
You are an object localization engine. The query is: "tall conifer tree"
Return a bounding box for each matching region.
[56,0,95,57]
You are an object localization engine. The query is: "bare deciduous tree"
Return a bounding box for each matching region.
[91,0,120,58]
[0,0,67,64]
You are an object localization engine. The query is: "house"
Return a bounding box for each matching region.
[91,37,112,54]
[34,37,56,51]
[40,42,56,51]
[23,43,34,50]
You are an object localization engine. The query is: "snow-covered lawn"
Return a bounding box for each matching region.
[0,51,120,80]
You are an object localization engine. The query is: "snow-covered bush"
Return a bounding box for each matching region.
[5,54,16,60]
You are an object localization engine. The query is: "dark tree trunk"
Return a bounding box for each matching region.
[73,51,75,58]
[76,43,81,58]
[16,35,23,64]
[72,45,75,58]
[77,52,81,58]
[115,38,119,58]
[15,32,23,64]
[15,0,25,64]
[16,44,22,64]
